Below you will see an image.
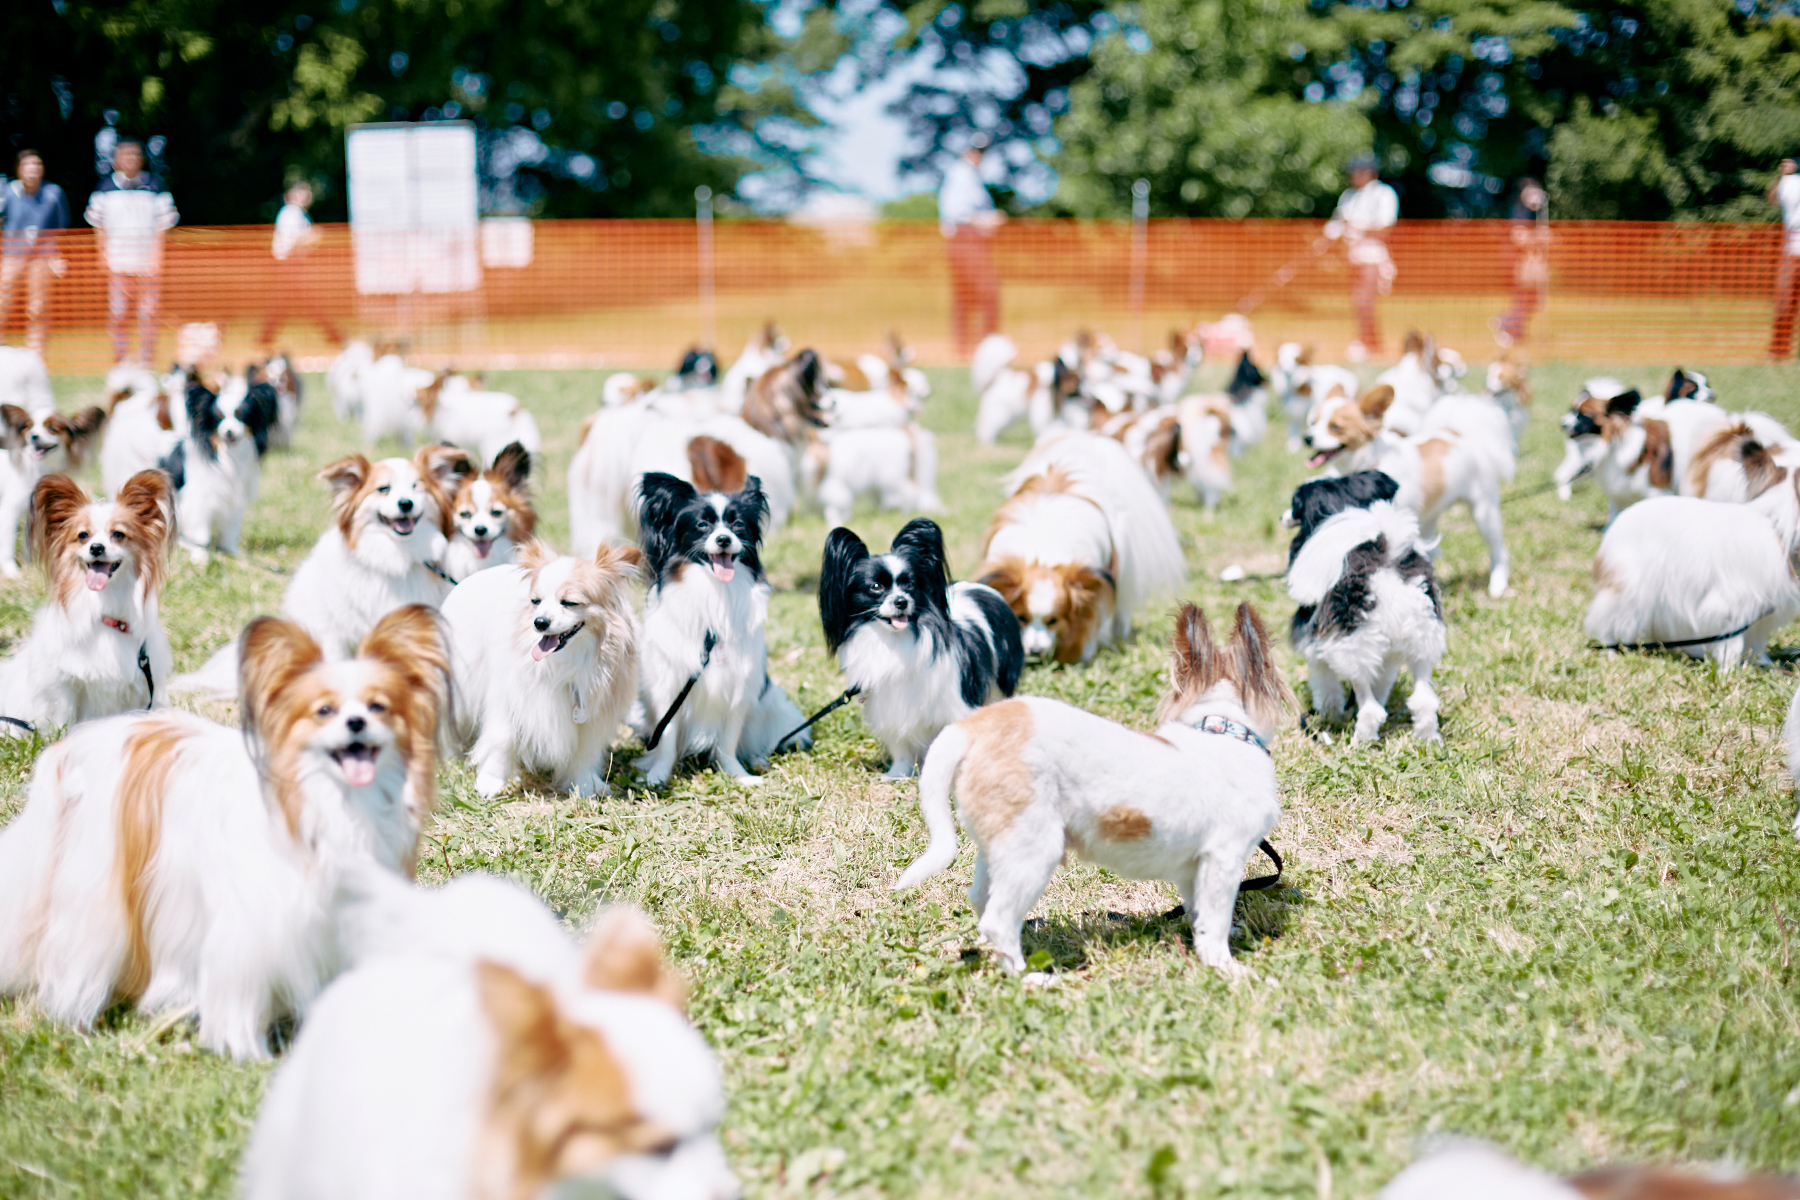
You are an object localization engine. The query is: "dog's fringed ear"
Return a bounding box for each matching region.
[476,960,567,1073]
[26,473,90,572]
[359,605,454,830]
[490,441,532,492]
[733,474,771,541]
[1605,388,1643,418]
[114,469,175,599]
[818,526,872,654]
[416,443,473,487]
[1156,603,1222,723]
[318,454,370,496]
[1227,602,1295,731]
[0,403,30,445]
[515,538,556,573]
[890,517,952,603]
[239,616,326,752]
[595,541,644,583]
[684,435,747,496]
[975,557,1025,610]
[1356,383,1397,419]
[581,907,688,1012]
[633,472,698,580]
[61,406,109,450]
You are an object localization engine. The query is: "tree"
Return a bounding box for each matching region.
[0,0,816,223]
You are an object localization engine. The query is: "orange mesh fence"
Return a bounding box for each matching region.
[3,218,1790,376]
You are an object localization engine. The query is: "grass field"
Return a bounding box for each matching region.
[4,355,1800,1198]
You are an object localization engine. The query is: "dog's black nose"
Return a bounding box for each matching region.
[346,716,366,734]
[534,615,550,632]
[472,525,488,537]
[1302,434,1315,447]
[396,497,414,513]
[89,543,106,558]
[893,595,910,612]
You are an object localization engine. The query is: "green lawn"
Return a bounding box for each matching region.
[3,355,1800,1198]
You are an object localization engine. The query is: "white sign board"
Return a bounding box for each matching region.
[347,122,481,295]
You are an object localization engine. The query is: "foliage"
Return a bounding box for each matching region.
[0,0,816,223]
[6,357,1800,1195]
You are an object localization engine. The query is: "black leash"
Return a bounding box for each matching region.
[773,685,862,752]
[0,715,35,734]
[138,642,154,710]
[1590,618,1759,654]
[424,561,459,586]
[642,630,716,752]
[1161,840,1285,921]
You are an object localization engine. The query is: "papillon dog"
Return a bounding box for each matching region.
[803,422,943,528]
[894,602,1290,976]
[421,372,543,466]
[1221,348,1270,449]
[975,432,1187,662]
[0,471,174,733]
[632,473,808,786]
[101,365,181,498]
[0,345,55,415]
[741,349,829,446]
[263,353,304,450]
[1101,396,1234,514]
[1375,331,1466,436]
[818,518,1024,778]
[970,334,1084,446]
[443,539,643,798]
[718,321,790,415]
[567,399,795,556]
[1303,381,1515,596]
[327,340,374,421]
[1283,473,1446,742]
[443,441,537,580]
[0,401,107,578]
[1274,349,1361,455]
[160,368,279,563]
[1552,379,1660,518]
[1665,366,1716,404]
[1483,352,1532,444]
[360,351,435,446]
[243,881,737,1200]
[0,606,450,1059]
[1587,475,1800,670]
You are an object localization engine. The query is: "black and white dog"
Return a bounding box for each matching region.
[160,369,279,563]
[632,472,809,785]
[818,518,1025,778]
[1283,471,1446,744]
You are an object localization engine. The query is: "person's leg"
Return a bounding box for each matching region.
[972,236,1000,341]
[1773,254,1800,360]
[947,235,974,359]
[136,272,161,365]
[23,259,51,355]
[107,272,131,364]
[0,257,20,344]
[299,258,344,346]
[258,260,289,348]
[1352,263,1381,354]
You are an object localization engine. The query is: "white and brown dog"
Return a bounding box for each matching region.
[975,432,1187,662]
[443,441,537,580]
[894,602,1290,976]
[0,401,107,578]
[1303,382,1514,596]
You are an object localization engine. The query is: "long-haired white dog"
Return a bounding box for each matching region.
[243,877,737,1200]
[0,400,107,578]
[443,539,643,798]
[101,365,181,498]
[894,602,1290,975]
[1284,473,1447,743]
[1587,478,1800,670]
[442,441,536,581]
[421,372,543,465]
[974,432,1186,662]
[0,606,450,1059]
[0,471,175,734]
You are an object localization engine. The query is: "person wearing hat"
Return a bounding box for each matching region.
[1323,152,1398,360]
[939,133,1006,358]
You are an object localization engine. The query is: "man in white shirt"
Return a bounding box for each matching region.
[1323,153,1399,360]
[939,135,1006,358]
[1768,158,1800,361]
[260,180,341,348]
[83,140,178,366]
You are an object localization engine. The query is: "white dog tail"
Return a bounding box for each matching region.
[893,724,969,890]
[169,640,241,700]
[971,334,1017,396]
[1785,685,1800,835]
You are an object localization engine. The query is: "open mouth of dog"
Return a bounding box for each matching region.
[1306,446,1342,469]
[471,537,493,558]
[532,621,584,662]
[380,513,419,535]
[29,442,54,459]
[86,560,119,591]
[887,614,910,631]
[709,552,736,583]
[330,742,380,787]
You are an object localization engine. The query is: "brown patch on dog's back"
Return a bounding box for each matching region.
[1570,1165,1800,1200]
[1592,551,1623,597]
[685,435,747,495]
[1416,436,1453,512]
[114,718,193,999]
[831,358,872,392]
[1095,806,1152,842]
[1635,418,1673,490]
[1688,422,1789,499]
[955,701,1038,845]
[1142,413,1181,482]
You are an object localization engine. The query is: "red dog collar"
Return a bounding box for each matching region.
[102,616,131,635]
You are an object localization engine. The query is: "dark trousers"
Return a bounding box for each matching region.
[947,229,1000,359]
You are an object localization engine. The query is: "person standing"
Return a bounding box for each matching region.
[1493,177,1550,347]
[1768,158,1800,362]
[259,180,342,348]
[84,139,177,367]
[1323,153,1399,361]
[939,134,1006,359]
[0,151,70,355]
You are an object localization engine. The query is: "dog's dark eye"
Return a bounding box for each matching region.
[377,485,391,495]
[1045,616,1059,626]
[560,599,578,608]
[458,510,473,520]
[110,531,125,542]
[530,597,541,606]
[490,509,503,518]
[316,704,337,718]
[367,701,387,714]
[76,530,90,542]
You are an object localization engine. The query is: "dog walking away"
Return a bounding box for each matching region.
[894,602,1289,976]
[818,518,1024,778]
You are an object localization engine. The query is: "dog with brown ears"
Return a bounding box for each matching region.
[895,602,1290,976]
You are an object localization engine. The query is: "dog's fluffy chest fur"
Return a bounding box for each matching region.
[285,526,450,658]
[842,619,977,751]
[644,564,766,704]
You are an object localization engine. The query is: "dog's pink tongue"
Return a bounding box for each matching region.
[532,634,558,662]
[473,538,492,558]
[343,756,377,787]
[86,564,111,591]
[710,553,735,583]
[1307,451,1333,469]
